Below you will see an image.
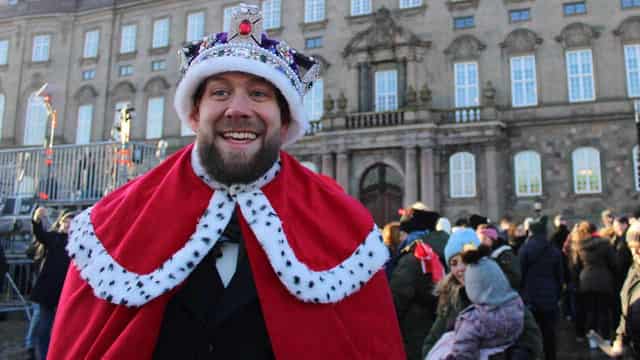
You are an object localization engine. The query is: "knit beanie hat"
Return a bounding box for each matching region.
[444,228,480,264]
[468,214,489,230]
[463,255,519,307]
[399,209,440,233]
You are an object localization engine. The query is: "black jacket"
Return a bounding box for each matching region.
[572,236,617,294]
[612,232,632,292]
[0,245,7,280]
[520,233,564,311]
[30,220,70,309]
[154,216,274,360]
[550,225,570,250]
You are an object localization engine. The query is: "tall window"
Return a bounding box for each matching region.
[566,49,595,102]
[263,0,281,29]
[375,70,398,112]
[305,0,325,23]
[223,6,236,32]
[514,151,542,196]
[76,104,93,144]
[634,145,640,191]
[454,62,479,121]
[625,45,640,98]
[572,147,602,194]
[0,94,5,140]
[511,55,538,107]
[152,18,170,48]
[32,35,50,62]
[187,12,205,42]
[399,0,422,8]
[83,30,99,58]
[24,95,48,145]
[449,152,476,198]
[351,0,371,16]
[120,24,137,54]
[304,78,323,121]
[0,40,8,65]
[146,97,164,139]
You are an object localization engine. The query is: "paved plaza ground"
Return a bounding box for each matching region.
[0,312,613,360]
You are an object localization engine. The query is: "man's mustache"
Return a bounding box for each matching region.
[215,118,265,133]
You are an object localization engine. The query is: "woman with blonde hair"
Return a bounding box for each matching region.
[383,221,402,278]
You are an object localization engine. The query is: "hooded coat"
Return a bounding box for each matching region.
[519,233,564,312]
[572,235,617,294]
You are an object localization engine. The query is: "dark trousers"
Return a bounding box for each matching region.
[35,305,55,360]
[582,291,613,339]
[532,308,558,360]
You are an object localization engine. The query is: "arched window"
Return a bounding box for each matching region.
[24,95,48,145]
[572,147,602,194]
[514,151,542,197]
[76,104,93,144]
[449,152,476,198]
[634,145,639,192]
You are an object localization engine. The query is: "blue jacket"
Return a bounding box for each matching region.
[519,233,564,311]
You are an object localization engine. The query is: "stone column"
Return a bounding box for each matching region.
[336,152,350,193]
[321,153,334,178]
[484,144,501,222]
[404,147,418,206]
[420,147,436,209]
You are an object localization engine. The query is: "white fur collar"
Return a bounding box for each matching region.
[66,148,388,307]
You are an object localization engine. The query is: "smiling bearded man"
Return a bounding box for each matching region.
[47,4,405,360]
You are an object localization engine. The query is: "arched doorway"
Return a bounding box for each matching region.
[359,164,404,226]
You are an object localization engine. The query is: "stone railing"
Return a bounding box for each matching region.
[437,106,483,124]
[346,110,405,129]
[305,120,323,136]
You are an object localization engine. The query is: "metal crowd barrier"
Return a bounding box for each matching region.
[0,257,36,320]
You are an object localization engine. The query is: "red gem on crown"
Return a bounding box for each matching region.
[239,20,252,35]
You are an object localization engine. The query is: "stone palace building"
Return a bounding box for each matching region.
[1,0,640,225]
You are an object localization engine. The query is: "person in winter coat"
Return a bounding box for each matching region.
[612,217,632,333]
[477,224,521,290]
[570,221,617,347]
[391,208,442,360]
[423,229,543,360]
[612,222,640,358]
[427,245,524,360]
[383,221,402,279]
[519,215,563,360]
[30,207,75,360]
[550,215,570,251]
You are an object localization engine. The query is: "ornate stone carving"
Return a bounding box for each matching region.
[143,76,171,95]
[419,84,432,107]
[500,28,543,54]
[343,7,431,59]
[111,81,136,97]
[324,94,335,113]
[614,16,640,42]
[74,85,99,102]
[444,34,486,61]
[555,22,600,49]
[446,0,480,12]
[483,81,496,107]
[337,91,347,112]
[406,86,417,108]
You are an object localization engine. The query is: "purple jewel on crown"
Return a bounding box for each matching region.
[178,3,321,98]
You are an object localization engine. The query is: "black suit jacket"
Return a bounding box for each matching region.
[153,236,274,360]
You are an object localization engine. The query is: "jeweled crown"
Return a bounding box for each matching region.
[178,4,321,98]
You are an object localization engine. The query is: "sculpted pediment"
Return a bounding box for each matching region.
[343,7,430,61]
[555,22,600,49]
[500,28,543,54]
[614,16,640,42]
[444,34,486,61]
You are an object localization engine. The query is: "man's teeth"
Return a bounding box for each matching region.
[224,132,257,140]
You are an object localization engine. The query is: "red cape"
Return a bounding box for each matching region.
[48,145,405,359]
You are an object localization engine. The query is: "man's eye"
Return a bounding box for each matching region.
[211,89,229,97]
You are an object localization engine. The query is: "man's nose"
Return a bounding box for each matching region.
[224,93,251,119]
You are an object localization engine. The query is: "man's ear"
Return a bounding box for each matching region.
[188,107,199,133]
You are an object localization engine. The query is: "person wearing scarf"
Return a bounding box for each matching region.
[47,5,404,359]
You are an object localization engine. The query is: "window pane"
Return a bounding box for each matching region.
[153,18,169,48]
[304,79,324,121]
[399,0,422,8]
[24,96,48,145]
[375,70,398,112]
[83,30,99,58]
[120,25,136,53]
[566,50,595,102]
[0,40,8,65]
[305,0,325,22]
[223,6,236,32]
[146,97,164,139]
[76,104,93,144]
[32,35,50,62]
[187,12,205,42]
[263,0,281,29]
[0,94,5,140]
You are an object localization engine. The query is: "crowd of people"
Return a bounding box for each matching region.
[383,203,640,359]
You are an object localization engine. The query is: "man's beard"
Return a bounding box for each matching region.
[197,130,282,185]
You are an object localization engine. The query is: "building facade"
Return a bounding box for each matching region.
[1,0,640,225]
